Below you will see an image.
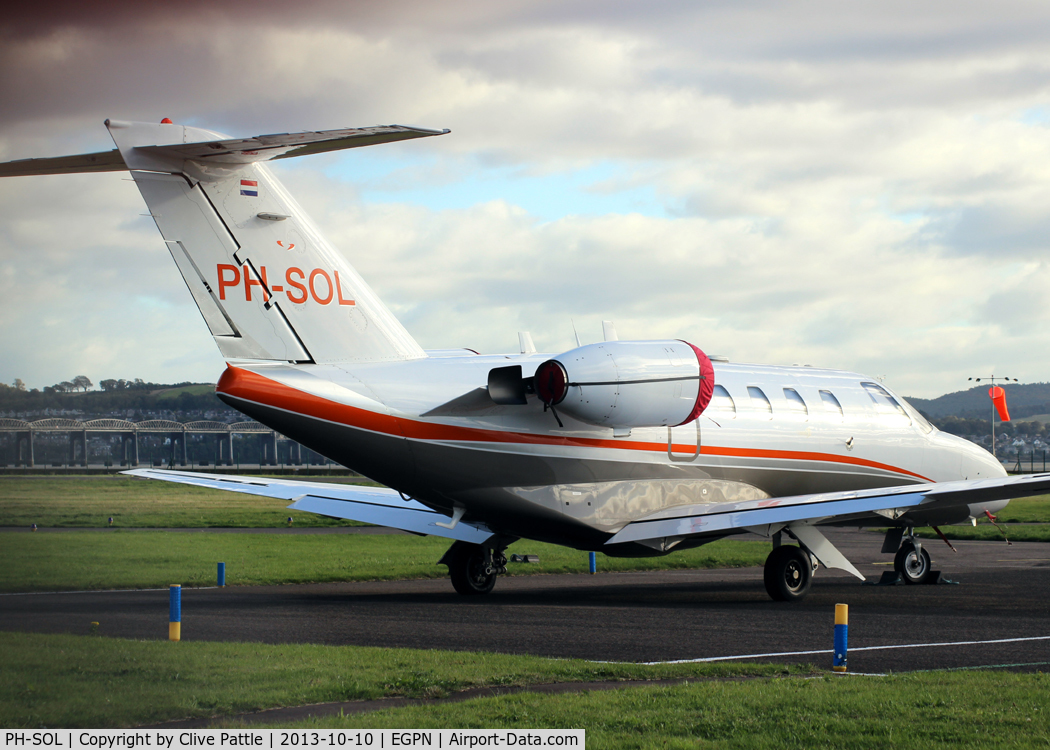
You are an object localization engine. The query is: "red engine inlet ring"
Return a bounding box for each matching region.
[678,341,715,425]
[535,360,569,406]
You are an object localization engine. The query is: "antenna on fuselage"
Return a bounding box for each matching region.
[571,320,581,348]
[518,332,537,354]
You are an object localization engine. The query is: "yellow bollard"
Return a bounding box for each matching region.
[833,603,848,672]
[169,584,181,641]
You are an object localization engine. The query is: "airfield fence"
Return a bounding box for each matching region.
[1011,449,1048,474]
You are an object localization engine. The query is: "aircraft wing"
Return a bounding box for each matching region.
[607,472,1050,546]
[121,469,494,544]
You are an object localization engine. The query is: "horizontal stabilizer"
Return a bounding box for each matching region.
[122,469,494,544]
[0,124,448,177]
[0,149,126,177]
[135,124,448,165]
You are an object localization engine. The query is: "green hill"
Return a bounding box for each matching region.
[905,382,1050,419]
[153,384,216,400]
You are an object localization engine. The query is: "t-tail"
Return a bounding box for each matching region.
[0,119,449,364]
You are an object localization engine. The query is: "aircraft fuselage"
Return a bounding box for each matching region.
[215,355,1005,554]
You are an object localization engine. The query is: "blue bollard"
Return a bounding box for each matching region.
[217,562,226,587]
[169,584,181,641]
[833,603,848,672]
[589,551,597,574]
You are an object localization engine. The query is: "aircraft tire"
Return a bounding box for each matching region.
[447,541,497,596]
[763,545,812,601]
[894,542,932,585]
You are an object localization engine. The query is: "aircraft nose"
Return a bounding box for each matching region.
[959,435,1007,479]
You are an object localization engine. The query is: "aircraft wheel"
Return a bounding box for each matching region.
[894,542,932,585]
[447,541,497,596]
[763,545,812,601]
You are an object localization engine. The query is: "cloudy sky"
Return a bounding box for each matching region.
[3,0,1050,398]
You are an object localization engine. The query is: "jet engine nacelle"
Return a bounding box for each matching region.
[534,340,715,428]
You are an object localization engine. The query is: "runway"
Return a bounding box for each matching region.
[3,529,1048,674]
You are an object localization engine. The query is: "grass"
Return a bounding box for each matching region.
[0,632,817,728]
[3,633,1047,745]
[0,475,376,528]
[272,672,1050,748]
[995,494,1050,523]
[0,532,772,592]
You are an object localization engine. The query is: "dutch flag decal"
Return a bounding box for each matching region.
[240,179,259,197]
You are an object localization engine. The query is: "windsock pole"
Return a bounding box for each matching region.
[967,375,1018,460]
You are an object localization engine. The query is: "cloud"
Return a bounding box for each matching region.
[3,0,1050,398]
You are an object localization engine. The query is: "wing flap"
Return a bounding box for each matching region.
[284,496,491,542]
[122,469,493,544]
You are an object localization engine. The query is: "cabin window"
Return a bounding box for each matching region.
[819,390,844,421]
[783,388,808,418]
[862,382,911,425]
[709,385,736,417]
[747,386,773,419]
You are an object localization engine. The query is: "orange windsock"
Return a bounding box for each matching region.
[989,386,1011,422]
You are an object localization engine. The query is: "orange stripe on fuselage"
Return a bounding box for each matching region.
[216,365,931,482]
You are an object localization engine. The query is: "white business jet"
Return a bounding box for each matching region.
[3,119,1046,601]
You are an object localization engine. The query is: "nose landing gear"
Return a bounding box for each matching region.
[894,537,933,585]
[882,526,936,585]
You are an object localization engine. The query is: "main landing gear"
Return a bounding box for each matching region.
[441,540,508,595]
[763,545,816,601]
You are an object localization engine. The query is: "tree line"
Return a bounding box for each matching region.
[1,378,234,419]
[10,376,96,393]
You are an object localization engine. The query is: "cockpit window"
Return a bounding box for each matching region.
[862,382,911,425]
[709,385,736,417]
[747,386,773,419]
[783,388,808,418]
[819,390,843,421]
[900,397,935,434]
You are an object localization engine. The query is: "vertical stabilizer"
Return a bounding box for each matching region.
[105,119,436,364]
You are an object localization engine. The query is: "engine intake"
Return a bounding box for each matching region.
[535,340,714,428]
